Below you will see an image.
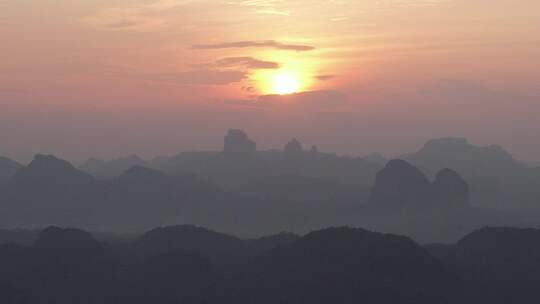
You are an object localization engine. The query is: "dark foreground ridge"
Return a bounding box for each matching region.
[2,225,540,303]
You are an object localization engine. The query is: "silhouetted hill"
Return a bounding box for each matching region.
[116,165,170,186]
[134,225,300,267]
[0,156,22,184]
[0,150,369,236]
[80,155,146,179]
[284,138,303,157]
[0,150,529,242]
[3,225,540,303]
[355,160,533,243]
[0,225,299,304]
[427,227,540,303]
[234,227,463,304]
[135,225,247,265]
[1,132,537,242]
[1,226,115,304]
[0,225,220,304]
[224,129,256,155]
[33,226,104,254]
[402,138,520,173]
[367,159,471,212]
[455,227,540,284]
[149,130,382,189]
[12,154,94,185]
[400,137,540,210]
[432,168,470,208]
[368,159,432,211]
[1,154,102,227]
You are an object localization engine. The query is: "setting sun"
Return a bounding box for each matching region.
[271,72,300,95]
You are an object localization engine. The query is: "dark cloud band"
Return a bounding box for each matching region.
[214,57,279,69]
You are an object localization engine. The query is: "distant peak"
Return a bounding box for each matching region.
[0,156,23,181]
[432,168,470,208]
[28,154,77,171]
[11,154,94,185]
[435,168,462,179]
[0,156,22,166]
[33,226,101,252]
[384,159,417,170]
[223,129,256,154]
[227,129,248,137]
[368,159,431,211]
[284,138,303,155]
[34,154,62,162]
[410,137,518,167]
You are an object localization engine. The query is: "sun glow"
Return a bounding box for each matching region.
[250,53,319,95]
[271,72,300,95]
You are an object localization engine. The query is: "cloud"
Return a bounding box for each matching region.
[82,0,193,32]
[105,20,143,29]
[141,70,247,85]
[316,75,336,81]
[83,7,166,32]
[192,40,315,52]
[213,57,279,69]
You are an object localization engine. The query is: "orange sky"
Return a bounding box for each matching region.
[1,0,539,162]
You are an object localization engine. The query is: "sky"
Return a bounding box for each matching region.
[1,0,539,163]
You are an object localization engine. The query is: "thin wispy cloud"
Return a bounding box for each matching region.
[192,40,315,52]
[81,0,194,32]
[214,57,279,69]
[316,75,336,81]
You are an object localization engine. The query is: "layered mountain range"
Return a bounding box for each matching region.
[0,130,539,242]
